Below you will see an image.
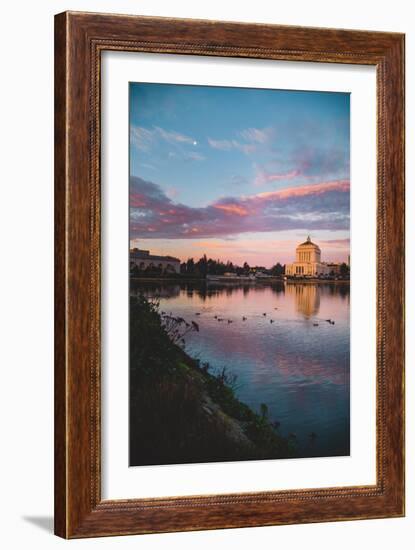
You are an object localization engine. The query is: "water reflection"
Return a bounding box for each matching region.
[286,283,320,318]
[131,280,350,458]
[131,278,286,300]
[130,280,181,299]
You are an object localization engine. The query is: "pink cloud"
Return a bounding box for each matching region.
[256,180,350,201]
[213,203,249,216]
[254,169,301,186]
[165,187,179,199]
[130,193,147,208]
[130,176,350,241]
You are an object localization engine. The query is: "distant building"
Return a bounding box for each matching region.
[326,263,341,275]
[285,236,330,277]
[130,248,180,274]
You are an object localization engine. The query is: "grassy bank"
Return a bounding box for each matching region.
[130,295,293,466]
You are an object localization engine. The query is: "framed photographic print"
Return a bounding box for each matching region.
[54,11,405,538]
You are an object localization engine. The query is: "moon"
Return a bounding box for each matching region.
[193,140,198,146]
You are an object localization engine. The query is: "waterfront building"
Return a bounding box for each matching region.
[130,248,181,274]
[285,236,330,277]
[326,263,341,275]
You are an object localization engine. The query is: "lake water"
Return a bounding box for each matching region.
[131,280,350,458]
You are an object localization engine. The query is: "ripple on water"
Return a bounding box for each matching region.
[133,281,350,458]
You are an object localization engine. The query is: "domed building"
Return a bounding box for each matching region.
[285,236,330,277]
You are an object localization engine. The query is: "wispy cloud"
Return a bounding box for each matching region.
[208,138,256,155]
[131,125,204,163]
[291,146,350,179]
[208,126,273,156]
[130,176,350,240]
[131,126,154,152]
[255,180,350,200]
[184,151,205,161]
[155,126,195,145]
[165,186,179,199]
[254,168,301,186]
[238,127,274,144]
[253,140,350,186]
[131,125,196,151]
[319,238,350,248]
[228,174,249,186]
[213,203,249,216]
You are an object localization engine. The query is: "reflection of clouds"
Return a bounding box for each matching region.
[187,323,348,390]
[182,319,349,390]
[132,282,349,389]
[254,353,349,388]
[133,282,350,455]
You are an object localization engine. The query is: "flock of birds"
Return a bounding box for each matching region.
[192,310,335,326]
[165,307,329,446]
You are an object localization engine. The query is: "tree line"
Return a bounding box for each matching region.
[179,255,285,277]
[130,253,350,279]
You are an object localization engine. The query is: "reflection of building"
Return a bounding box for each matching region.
[285,236,330,277]
[286,283,320,318]
[130,283,181,299]
[130,248,180,274]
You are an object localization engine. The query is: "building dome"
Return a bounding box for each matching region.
[296,235,321,253]
[285,235,329,277]
[294,236,321,265]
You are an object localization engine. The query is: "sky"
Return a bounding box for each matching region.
[129,82,350,267]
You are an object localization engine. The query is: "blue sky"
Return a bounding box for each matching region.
[129,82,350,266]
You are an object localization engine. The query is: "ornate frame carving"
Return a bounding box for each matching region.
[55,11,405,538]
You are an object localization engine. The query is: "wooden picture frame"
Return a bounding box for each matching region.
[54,11,405,538]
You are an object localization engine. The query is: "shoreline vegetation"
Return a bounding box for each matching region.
[130,294,294,466]
[131,276,350,284]
[130,253,350,283]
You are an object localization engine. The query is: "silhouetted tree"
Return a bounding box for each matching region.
[196,254,208,277]
[340,263,350,277]
[186,258,195,274]
[270,262,284,276]
[225,261,235,273]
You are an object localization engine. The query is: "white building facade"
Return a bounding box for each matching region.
[130,248,181,274]
[285,236,330,277]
